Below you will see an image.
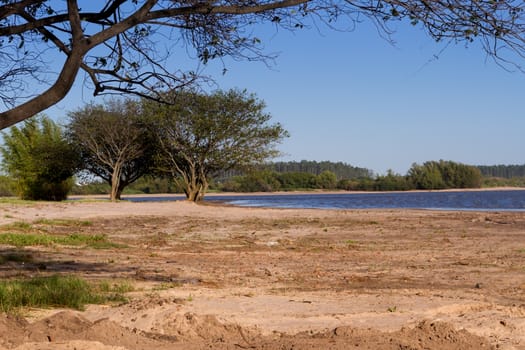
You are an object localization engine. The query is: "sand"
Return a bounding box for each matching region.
[0,198,524,349]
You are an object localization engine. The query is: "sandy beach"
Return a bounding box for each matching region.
[0,198,524,349]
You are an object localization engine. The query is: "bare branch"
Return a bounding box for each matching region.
[0,0,86,129]
[2,0,525,128]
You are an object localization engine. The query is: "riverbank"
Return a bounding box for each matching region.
[110,187,525,211]
[0,201,524,349]
[71,186,525,201]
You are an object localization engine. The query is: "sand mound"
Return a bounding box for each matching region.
[13,340,127,350]
[25,311,92,342]
[325,320,493,350]
[162,312,258,344]
[0,311,170,350]
[396,320,493,349]
[236,320,494,350]
[0,311,495,350]
[0,314,28,349]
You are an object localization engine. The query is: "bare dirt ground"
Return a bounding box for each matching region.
[0,199,524,349]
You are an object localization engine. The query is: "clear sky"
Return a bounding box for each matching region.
[47,18,525,175]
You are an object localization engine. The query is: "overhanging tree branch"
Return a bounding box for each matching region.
[2,0,525,128]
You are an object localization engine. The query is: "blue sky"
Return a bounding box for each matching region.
[48,18,525,175]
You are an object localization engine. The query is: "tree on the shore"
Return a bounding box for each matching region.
[144,89,288,201]
[0,116,79,201]
[68,99,157,201]
[3,0,525,128]
[408,160,482,189]
[316,170,337,189]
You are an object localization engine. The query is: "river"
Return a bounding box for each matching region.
[122,189,525,211]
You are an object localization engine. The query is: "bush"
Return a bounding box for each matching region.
[0,116,79,201]
[276,172,317,190]
[408,160,482,190]
[316,170,337,189]
[127,176,182,194]
[374,171,414,191]
[234,171,281,192]
[0,175,15,197]
[0,275,128,312]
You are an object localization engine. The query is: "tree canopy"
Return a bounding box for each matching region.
[477,164,525,178]
[2,0,525,128]
[0,115,79,200]
[144,89,288,201]
[67,98,157,201]
[408,160,482,189]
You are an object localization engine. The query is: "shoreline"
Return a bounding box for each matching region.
[64,187,525,213]
[71,186,525,201]
[196,186,525,196]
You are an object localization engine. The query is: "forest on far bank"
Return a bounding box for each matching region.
[2,159,524,198]
[67,161,525,196]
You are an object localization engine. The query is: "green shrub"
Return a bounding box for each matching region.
[0,176,15,197]
[316,170,337,189]
[0,275,128,312]
[408,160,482,190]
[0,232,124,249]
[0,116,79,201]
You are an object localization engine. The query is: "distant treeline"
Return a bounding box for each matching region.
[476,164,525,179]
[217,160,372,181]
[71,161,369,195]
[219,170,340,192]
[65,160,525,196]
[263,161,373,179]
[217,160,484,192]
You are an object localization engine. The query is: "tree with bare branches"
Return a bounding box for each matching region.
[145,89,288,201]
[67,98,157,201]
[2,0,525,129]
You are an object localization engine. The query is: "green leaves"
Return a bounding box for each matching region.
[408,160,482,190]
[67,99,158,201]
[0,116,79,201]
[143,89,288,201]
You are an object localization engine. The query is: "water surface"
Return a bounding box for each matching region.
[124,190,525,211]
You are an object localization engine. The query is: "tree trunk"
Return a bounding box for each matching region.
[110,167,122,202]
[186,187,201,202]
[197,180,209,201]
[116,186,124,201]
[184,177,208,202]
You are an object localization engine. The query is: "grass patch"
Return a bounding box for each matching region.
[2,221,33,231]
[98,280,135,294]
[1,219,94,233]
[33,218,93,227]
[152,281,182,291]
[0,198,41,205]
[0,233,124,249]
[0,275,127,312]
[0,233,57,247]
